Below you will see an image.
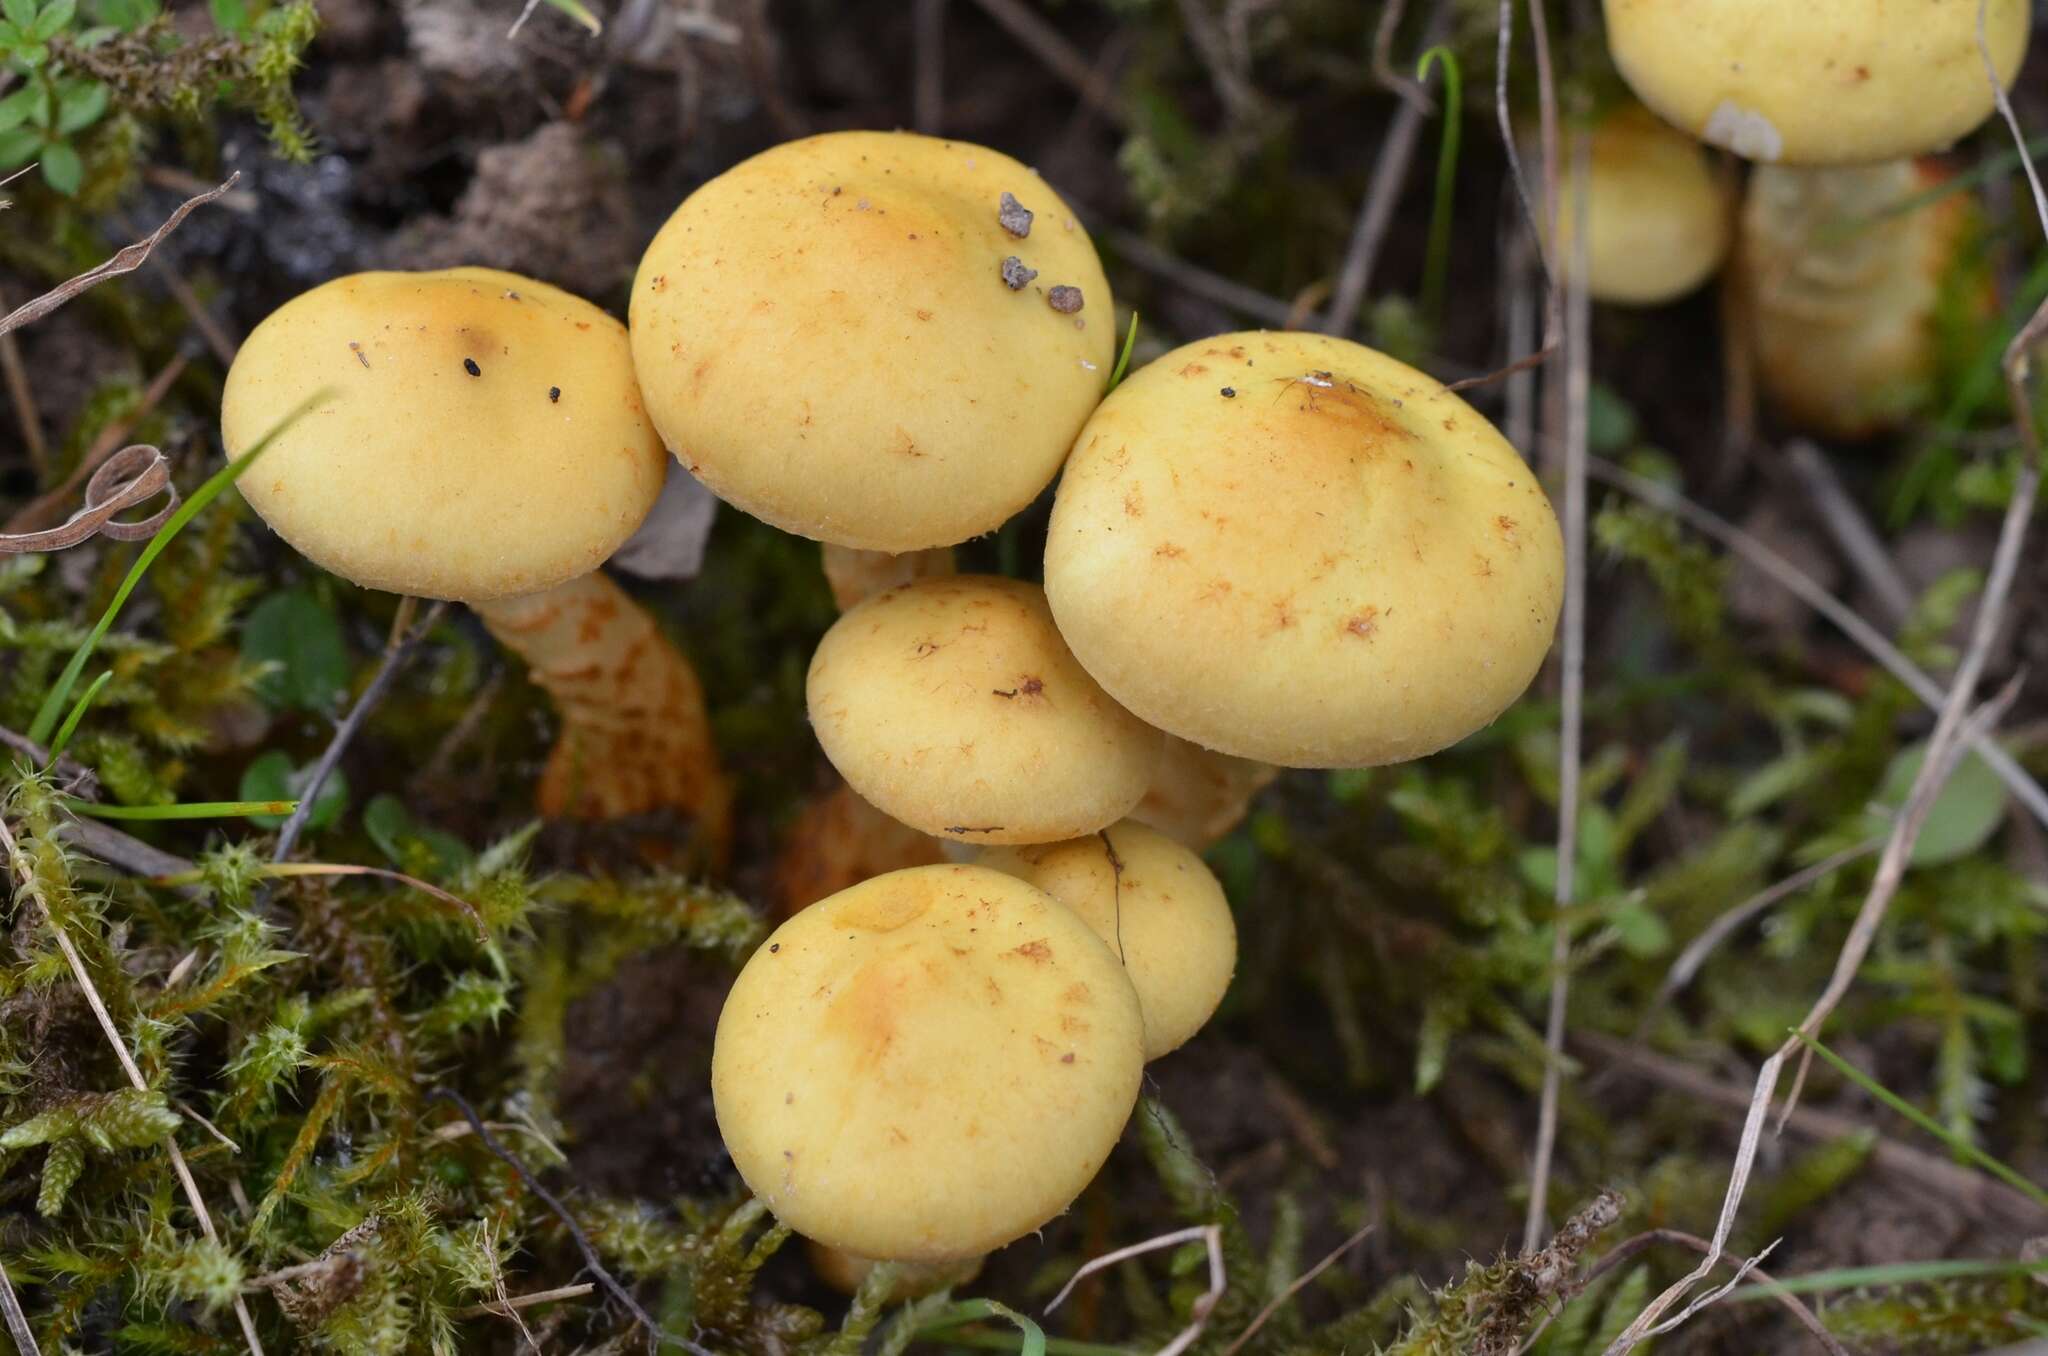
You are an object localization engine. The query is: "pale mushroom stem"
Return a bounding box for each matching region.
[473,571,730,851]
[820,544,957,611]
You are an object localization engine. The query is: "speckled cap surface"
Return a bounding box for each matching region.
[1044,330,1564,768]
[980,820,1236,1059]
[807,575,1161,845]
[1604,0,2030,165]
[712,864,1145,1261]
[221,267,668,602]
[630,131,1115,551]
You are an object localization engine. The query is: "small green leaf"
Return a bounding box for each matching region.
[240,587,350,711]
[46,669,110,762]
[0,18,21,42]
[206,0,245,33]
[363,794,473,878]
[39,140,80,195]
[239,750,346,831]
[2,0,37,34]
[29,0,74,39]
[54,78,105,134]
[0,86,38,133]
[1609,899,1671,957]
[1872,739,2008,866]
[534,0,599,34]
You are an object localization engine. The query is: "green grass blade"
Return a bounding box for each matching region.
[46,669,110,764]
[1794,1030,2048,1210]
[59,797,299,821]
[1728,1255,2048,1301]
[913,1300,1056,1356]
[1415,45,1463,328]
[540,0,600,34]
[26,392,329,747]
[1108,310,1139,391]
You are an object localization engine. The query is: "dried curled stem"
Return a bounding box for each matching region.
[474,572,730,853]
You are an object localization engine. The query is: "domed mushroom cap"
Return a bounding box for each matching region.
[807,575,1160,845]
[712,864,1145,1261]
[979,820,1235,1059]
[221,268,667,602]
[1044,331,1563,768]
[630,131,1115,551]
[1564,104,1730,306]
[1604,0,2031,166]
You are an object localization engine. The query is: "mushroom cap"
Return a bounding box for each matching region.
[1603,0,2031,166]
[712,864,1145,1261]
[629,131,1115,551]
[221,268,668,602]
[979,820,1235,1059]
[1043,331,1563,768]
[1741,159,1982,439]
[1131,736,1278,850]
[1563,104,1730,306]
[807,575,1161,845]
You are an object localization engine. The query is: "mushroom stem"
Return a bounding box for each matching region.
[1132,735,1278,850]
[473,571,730,851]
[820,544,957,610]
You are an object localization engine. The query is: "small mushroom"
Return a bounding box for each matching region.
[1738,158,1985,439]
[1044,330,1564,768]
[711,863,1145,1261]
[1553,103,1731,306]
[630,131,1114,551]
[1131,735,1279,849]
[221,268,730,846]
[978,820,1235,1060]
[807,1240,983,1299]
[1604,0,2031,165]
[806,575,1161,844]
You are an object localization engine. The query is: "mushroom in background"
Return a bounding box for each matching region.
[770,778,946,918]
[807,575,1160,846]
[820,543,957,612]
[1132,735,1278,850]
[1738,159,1984,440]
[1556,103,1731,306]
[979,820,1236,1060]
[1603,0,2031,165]
[221,267,730,850]
[1044,331,1564,769]
[630,130,1114,552]
[711,864,1145,1261]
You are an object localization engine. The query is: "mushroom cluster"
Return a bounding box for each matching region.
[227,128,1566,1284]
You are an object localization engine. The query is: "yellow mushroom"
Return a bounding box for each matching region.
[221,267,730,841]
[630,130,1114,551]
[1131,736,1278,850]
[1043,331,1563,768]
[712,864,1145,1261]
[1738,158,1983,440]
[1604,0,2031,165]
[807,575,1160,845]
[1557,103,1731,306]
[979,820,1235,1060]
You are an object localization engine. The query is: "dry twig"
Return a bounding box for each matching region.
[0,176,238,338]
[1047,1224,1225,1356]
[6,348,189,534]
[272,602,448,861]
[1320,2,1448,336]
[965,0,1127,128]
[1524,125,1589,1254]
[1781,441,1914,626]
[0,1255,39,1356]
[1588,456,2048,828]
[1219,1221,1373,1356]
